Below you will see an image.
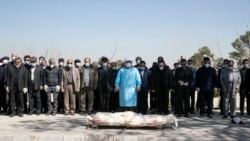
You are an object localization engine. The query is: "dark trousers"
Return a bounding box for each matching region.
[189,87,195,112]
[247,94,250,115]
[29,83,41,113]
[219,90,224,114]
[149,91,156,110]
[0,86,7,112]
[200,90,213,116]
[10,87,24,114]
[57,91,64,112]
[23,92,28,113]
[138,90,148,114]
[98,87,110,112]
[196,92,200,110]
[47,87,58,114]
[175,86,189,115]
[110,91,119,112]
[41,89,48,113]
[170,90,175,111]
[156,89,169,114]
[240,86,246,113]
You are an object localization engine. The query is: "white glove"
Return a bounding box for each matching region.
[44,85,48,92]
[136,86,141,92]
[178,80,184,86]
[56,85,60,92]
[196,88,200,92]
[184,82,189,86]
[115,87,119,92]
[40,86,43,90]
[23,88,28,94]
[6,87,9,93]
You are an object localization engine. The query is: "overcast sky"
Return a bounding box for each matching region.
[0,0,250,67]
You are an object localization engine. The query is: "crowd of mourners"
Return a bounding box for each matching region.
[0,52,250,119]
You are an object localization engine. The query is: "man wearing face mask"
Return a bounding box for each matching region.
[97,57,113,112]
[27,57,43,115]
[137,61,151,115]
[151,60,173,115]
[239,59,248,115]
[187,59,197,114]
[134,56,142,68]
[220,60,241,118]
[6,57,28,117]
[23,55,31,113]
[217,59,228,115]
[0,58,8,113]
[43,58,62,116]
[195,57,218,118]
[23,55,31,69]
[109,62,119,112]
[61,59,80,116]
[80,57,98,115]
[115,57,141,112]
[148,62,158,113]
[57,58,65,113]
[74,59,83,113]
[175,59,193,117]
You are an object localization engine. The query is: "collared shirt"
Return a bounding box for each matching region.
[31,67,36,81]
[229,69,234,83]
[67,68,73,84]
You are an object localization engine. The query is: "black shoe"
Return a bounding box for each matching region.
[46,112,52,116]
[222,115,228,118]
[240,112,244,116]
[28,112,33,116]
[199,114,205,118]
[9,113,16,118]
[37,112,40,116]
[52,113,56,116]
[71,113,75,116]
[19,113,24,117]
[231,116,235,118]
[185,114,189,117]
[64,112,70,116]
[207,115,213,118]
[88,111,92,115]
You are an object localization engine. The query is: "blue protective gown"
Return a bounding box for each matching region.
[115,67,141,107]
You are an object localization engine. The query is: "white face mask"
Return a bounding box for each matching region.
[3,59,8,64]
[50,65,55,68]
[39,60,42,64]
[126,63,132,68]
[102,62,108,67]
[76,62,81,67]
[85,63,90,67]
[59,62,64,66]
[31,63,36,67]
[67,64,72,68]
[243,64,249,68]
[223,64,228,68]
[25,61,30,64]
[12,57,16,61]
[136,60,141,65]
[177,64,181,68]
[0,63,2,66]
[159,66,164,70]
[205,64,210,68]
[112,67,116,70]
[188,64,192,68]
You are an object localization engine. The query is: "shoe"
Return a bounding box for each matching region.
[19,113,24,117]
[199,114,205,118]
[9,113,16,118]
[64,113,70,116]
[37,112,40,116]
[52,113,56,116]
[231,116,235,118]
[71,113,75,116]
[222,115,228,118]
[28,112,33,116]
[240,112,244,116]
[207,115,213,118]
[88,111,92,115]
[184,114,189,117]
[46,112,51,116]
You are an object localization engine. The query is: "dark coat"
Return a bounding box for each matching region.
[175,67,193,88]
[7,64,28,91]
[138,67,151,91]
[151,66,173,93]
[28,65,44,92]
[195,66,218,92]
[97,67,113,91]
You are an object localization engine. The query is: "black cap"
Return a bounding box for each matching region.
[58,58,64,62]
[74,59,81,63]
[2,56,10,60]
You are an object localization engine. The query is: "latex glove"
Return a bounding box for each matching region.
[44,85,48,92]
[235,88,239,93]
[184,82,189,86]
[61,88,65,93]
[75,89,80,93]
[196,88,200,92]
[6,87,9,93]
[136,86,141,92]
[114,87,119,92]
[40,86,43,90]
[56,85,60,92]
[23,88,28,94]
[178,80,184,86]
[151,90,156,93]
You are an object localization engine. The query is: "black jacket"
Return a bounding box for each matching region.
[43,66,62,86]
[151,66,173,92]
[195,66,218,91]
[28,65,44,92]
[7,64,28,91]
[175,67,193,88]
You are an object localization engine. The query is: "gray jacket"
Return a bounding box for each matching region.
[220,67,241,93]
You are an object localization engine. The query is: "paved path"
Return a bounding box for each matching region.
[0,110,249,141]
